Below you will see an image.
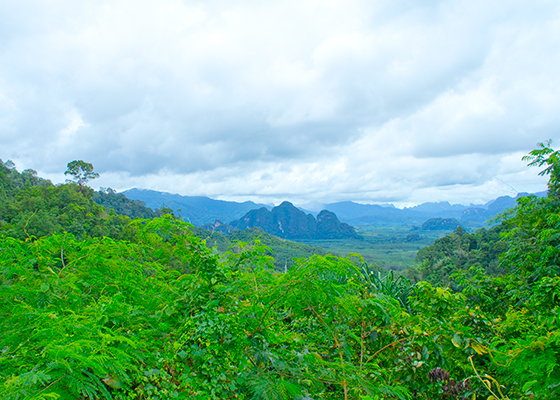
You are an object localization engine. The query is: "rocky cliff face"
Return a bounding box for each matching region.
[229,201,359,240]
[316,210,358,239]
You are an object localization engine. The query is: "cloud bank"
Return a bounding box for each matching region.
[1,0,559,205]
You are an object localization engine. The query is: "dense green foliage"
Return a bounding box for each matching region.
[228,228,328,270]
[410,225,507,288]
[93,188,162,220]
[0,218,487,399]
[191,227,328,271]
[0,161,132,241]
[2,143,560,399]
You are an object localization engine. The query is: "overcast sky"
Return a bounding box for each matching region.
[1,0,559,206]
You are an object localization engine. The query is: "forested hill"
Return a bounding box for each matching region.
[192,226,329,271]
[0,160,326,270]
[93,188,163,219]
[2,143,560,399]
[406,224,508,288]
[0,161,133,240]
[228,201,360,240]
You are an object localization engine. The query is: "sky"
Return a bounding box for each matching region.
[1,0,559,207]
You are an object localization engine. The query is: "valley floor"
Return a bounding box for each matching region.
[296,225,453,271]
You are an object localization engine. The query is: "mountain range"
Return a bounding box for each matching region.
[122,188,268,226]
[123,188,547,231]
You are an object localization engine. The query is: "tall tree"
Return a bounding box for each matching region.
[64,160,99,191]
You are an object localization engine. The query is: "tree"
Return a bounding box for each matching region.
[522,139,560,195]
[64,160,99,191]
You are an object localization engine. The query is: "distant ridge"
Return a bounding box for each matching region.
[122,188,547,229]
[122,189,270,226]
[317,192,547,228]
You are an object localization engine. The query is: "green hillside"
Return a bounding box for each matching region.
[0,161,327,272]
[407,224,508,288]
[93,188,163,220]
[2,143,560,399]
[0,162,132,241]
[190,226,328,271]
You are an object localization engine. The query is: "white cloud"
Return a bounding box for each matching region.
[1,0,558,205]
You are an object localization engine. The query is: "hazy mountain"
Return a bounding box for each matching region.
[121,188,547,229]
[406,201,467,214]
[229,201,359,240]
[485,195,522,212]
[320,193,547,228]
[122,188,270,226]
